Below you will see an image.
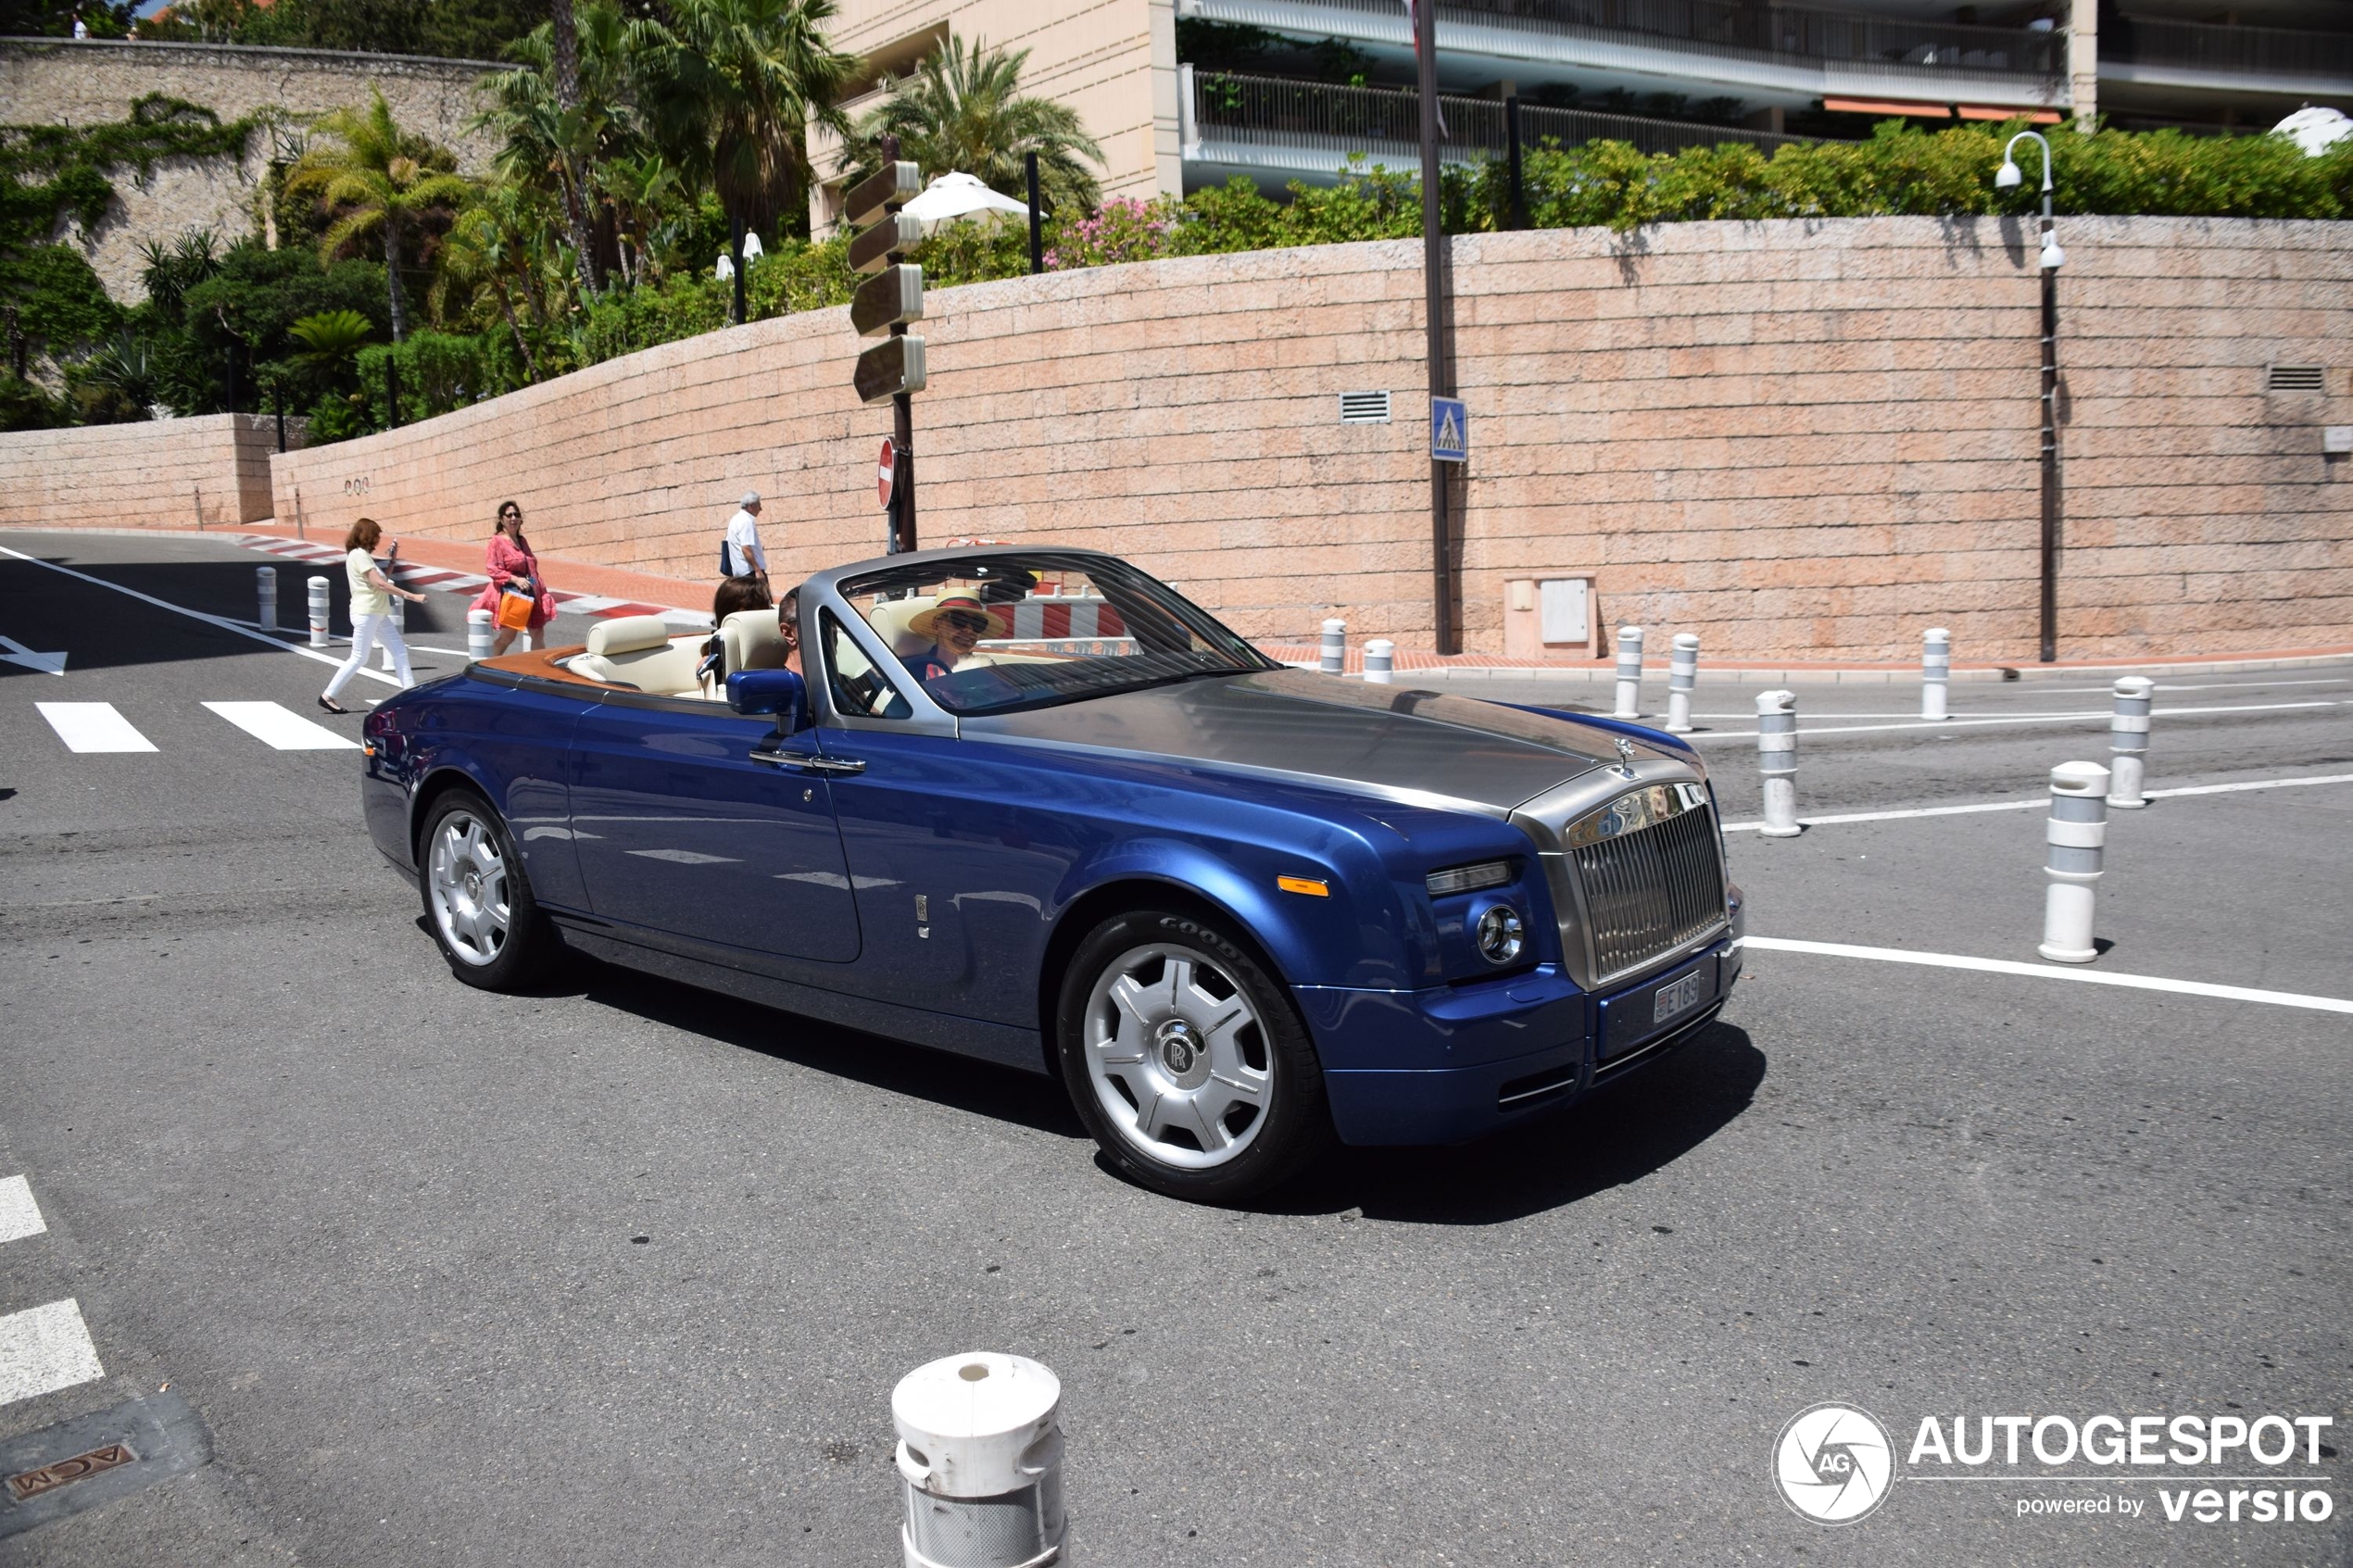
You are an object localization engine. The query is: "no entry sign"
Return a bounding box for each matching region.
[878,438,896,511]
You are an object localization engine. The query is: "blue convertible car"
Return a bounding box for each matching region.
[362,546,1743,1200]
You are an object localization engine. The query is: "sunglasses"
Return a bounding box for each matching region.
[942,613,992,633]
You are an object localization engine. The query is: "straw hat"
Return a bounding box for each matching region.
[906,594,1007,642]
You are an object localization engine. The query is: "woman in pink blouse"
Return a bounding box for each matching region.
[470,500,557,654]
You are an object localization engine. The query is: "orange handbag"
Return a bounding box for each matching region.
[495,585,535,631]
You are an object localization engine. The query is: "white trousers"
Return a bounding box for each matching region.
[325,611,412,697]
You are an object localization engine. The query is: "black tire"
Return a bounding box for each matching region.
[1055,906,1333,1202]
[416,788,556,991]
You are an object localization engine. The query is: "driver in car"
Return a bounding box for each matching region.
[900,595,1007,687]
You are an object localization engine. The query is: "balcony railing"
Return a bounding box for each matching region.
[2104,14,2353,82]
[1190,72,1813,165]
[1233,0,2062,79]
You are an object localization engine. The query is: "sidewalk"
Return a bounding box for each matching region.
[232,525,711,628]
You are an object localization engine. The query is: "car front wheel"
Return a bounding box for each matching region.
[1056,907,1332,1202]
[419,789,554,990]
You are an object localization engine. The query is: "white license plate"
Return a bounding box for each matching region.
[1652,971,1704,1025]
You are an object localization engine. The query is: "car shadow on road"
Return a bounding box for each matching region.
[1264,1021,1767,1226]
[546,947,1091,1142]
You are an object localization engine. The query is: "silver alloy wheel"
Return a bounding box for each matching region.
[428,810,510,968]
[1083,943,1273,1170]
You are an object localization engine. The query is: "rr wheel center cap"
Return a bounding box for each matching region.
[1154,1020,1209,1087]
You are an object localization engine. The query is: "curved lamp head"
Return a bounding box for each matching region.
[715,252,736,282]
[1994,159,2023,190]
[2039,234,2067,270]
[741,232,764,263]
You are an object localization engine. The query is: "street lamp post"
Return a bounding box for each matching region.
[1997,131,2066,662]
[1412,0,1459,654]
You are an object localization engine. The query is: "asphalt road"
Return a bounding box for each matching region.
[2,531,2347,1567]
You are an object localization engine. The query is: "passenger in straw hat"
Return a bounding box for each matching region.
[901,594,1006,686]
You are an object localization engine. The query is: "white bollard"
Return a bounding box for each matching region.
[1319,618,1346,675]
[1921,627,1951,721]
[1666,633,1698,734]
[256,566,277,632]
[1756,689,1800,837]
[893,1353,1066,1568]
[467,608,495,662]
[307,574,331,648]
[1364,637,1394,684]
[380,593,405,671]
[2108,676,2153,809]
[517,626,533,654]
[2038,761,2111,963]
[1613,625,1643,719]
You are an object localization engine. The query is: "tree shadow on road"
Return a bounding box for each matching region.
[1262,1021,1767,1226]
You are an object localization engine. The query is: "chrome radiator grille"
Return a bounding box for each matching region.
[1566,785,1729,982]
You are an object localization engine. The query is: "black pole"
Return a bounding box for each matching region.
[1026,151,1044,275]
[1414,0,1458,655]
[223,337,237,416]
[1504,94,1527,232]
[2038,242,2059,663]
[882,134,917,553]
[730,213,747,326]
[273,384,286,452]
[386,355,400,430]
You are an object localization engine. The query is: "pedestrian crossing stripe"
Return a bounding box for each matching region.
[201,700,358,751]
[34,702,156,753]
[0,1299,103,1408]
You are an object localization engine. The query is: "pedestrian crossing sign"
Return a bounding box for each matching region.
[1430,397,1467,463]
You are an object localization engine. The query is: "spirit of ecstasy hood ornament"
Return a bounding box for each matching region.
[1612,735,1639,779]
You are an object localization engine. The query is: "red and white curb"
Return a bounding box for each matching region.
[229,534,707,628]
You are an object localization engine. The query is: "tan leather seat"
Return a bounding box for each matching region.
[721,609,792,672]
[568,614,705,695]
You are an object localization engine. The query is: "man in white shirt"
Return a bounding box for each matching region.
[724,491,767,583]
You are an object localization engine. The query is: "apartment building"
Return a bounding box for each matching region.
[812,0,2352,220]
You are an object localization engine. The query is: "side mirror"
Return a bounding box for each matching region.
[727,668,809,733]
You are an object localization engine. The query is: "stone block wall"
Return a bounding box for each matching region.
[259,214,2348,661]
[0,413,299,532]
[1,38,498,300]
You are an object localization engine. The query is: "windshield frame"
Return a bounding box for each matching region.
[823,549,1280,721]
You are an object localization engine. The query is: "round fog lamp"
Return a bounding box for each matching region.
[1477,905,1526,966]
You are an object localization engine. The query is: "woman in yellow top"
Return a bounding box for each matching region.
[320,517,426,714]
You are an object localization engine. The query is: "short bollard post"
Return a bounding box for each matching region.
[2108,676,2153,809]
[517,626,534,654]
[1921,627,1951,721]
[2039,761,2111,963]
[1667,633,1699,734]
[380,594,405,671]
[466,608,494,662]
[307,574,331,648]
[1756,689,1800,837]
[256,566,277,632]
[1319,618,1346,675]
[1613,625,1644,719]
[1364,637,1394,684]
[893,1353,1066,1568]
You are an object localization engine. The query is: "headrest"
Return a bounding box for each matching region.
[865,596,937,654]
[587,614,674,657]
[722,609,791,671]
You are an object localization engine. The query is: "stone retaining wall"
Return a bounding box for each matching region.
[218,215,2353,659]
[0,414,298,532]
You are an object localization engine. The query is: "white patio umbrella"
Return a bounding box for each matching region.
[900,171,1033,233]
[2274,106,2351,157]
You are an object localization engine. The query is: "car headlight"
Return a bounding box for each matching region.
[1427,859,1515,897]
[1476,905,1526,966]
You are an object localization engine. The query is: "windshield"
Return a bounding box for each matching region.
[834,553,1277,717]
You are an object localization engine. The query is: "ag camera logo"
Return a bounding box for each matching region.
[1775,1402,1896,1524]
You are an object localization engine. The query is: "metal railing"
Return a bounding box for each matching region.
[1191,73,1813,164]
[1239,0,2062,79]
[2104,14,2353,82]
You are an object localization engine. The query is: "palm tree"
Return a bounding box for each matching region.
[478,2,638,297]
[285,91,472,343]
[631,0,860,242]
[286,309,378,389]
[430,191,545,378]
[839,35,1105,220]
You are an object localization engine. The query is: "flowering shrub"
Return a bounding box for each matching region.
[1045,196,1179,270]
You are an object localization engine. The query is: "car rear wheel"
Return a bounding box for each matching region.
[420,790,554,990]
[1056,907,1332,1202]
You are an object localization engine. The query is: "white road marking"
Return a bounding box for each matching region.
[1744,936,2353,1015]
[0,1176,45,1246]
[0,1298,105,1405]
[34,702,157,754]
[1689,700,2340,740]
[0,633,68,674]
[1721,771,2353,833]
[202,700,359,751]
[0,545,399,685]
